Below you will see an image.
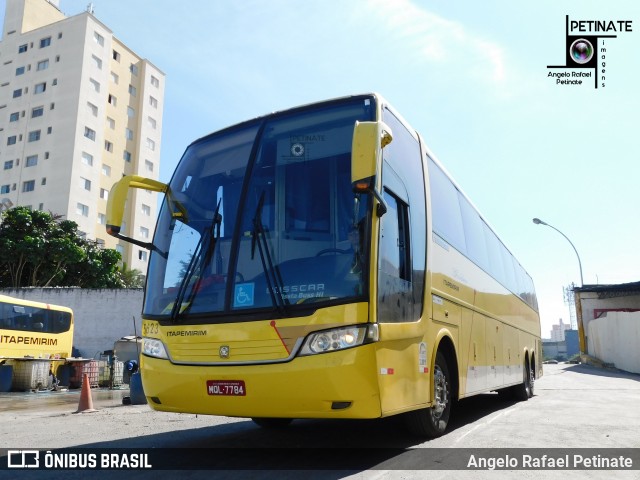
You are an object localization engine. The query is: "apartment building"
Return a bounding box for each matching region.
[0,0,165,274]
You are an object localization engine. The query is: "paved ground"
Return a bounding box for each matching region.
[0,363,639,479]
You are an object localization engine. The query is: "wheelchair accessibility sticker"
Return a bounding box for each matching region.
[234,283,255,308]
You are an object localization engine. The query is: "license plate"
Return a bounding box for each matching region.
[207,380,246,396]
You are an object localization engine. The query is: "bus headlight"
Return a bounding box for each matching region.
[143,338,169,359]
[299,324,378,356]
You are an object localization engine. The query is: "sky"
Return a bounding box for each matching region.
[2,0,639,338]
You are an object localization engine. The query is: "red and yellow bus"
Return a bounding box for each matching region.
[107,94,541,436]
[0,294,74,360]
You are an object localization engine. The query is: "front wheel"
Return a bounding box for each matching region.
[404,351,452,437]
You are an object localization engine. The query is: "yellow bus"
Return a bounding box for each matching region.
[107,94,541,437]
[0,294,74,360]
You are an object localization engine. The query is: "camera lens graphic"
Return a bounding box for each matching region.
[570,38,594,64]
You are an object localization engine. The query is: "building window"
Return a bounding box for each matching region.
[146,138,155,151]
[102,164,111,176]
[80,177,91,191]
[128,84,137,97]
[130,63,139,76]
[123,151,132,162]
[108,94,117,106]
[140,226,149,239]
[37,59,49,71]
[9,112,19,122]
[149,96,158,108]
[150,75,160,88]
[107,117,115,129]
[100,188,108,200]
[91,55,102,70]
[7,136,17,146]
[15,66,25,76]
[0,185,9,194]
[18,44,28,53]
[141,204,151,216]
[40,37,51,48]
[41,178,46,185]
[76,203,89,216]
[13,89,22,98]
[94,31,104,46]
[26,155,38,167]
[23,180,35,192]
[144,159,154,172]
[138,250,148,261]
[104,140,113,152]
[84,127,96,141]
[89,78,100,92]
[82,151,94,166]
[148,116,157,129]
[47,126,53,134]
[45,152,50,160]
[125,128,134,140]
[97,213,106,225]
[32,106,44,118]
[34,82,46,94]
[127,106,135,118]
[112,50,120,62]
[111,71,119,84]
[87,102,98,116]
[28,130,41,142]
[4,161,13,170]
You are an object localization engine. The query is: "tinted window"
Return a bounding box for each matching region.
[428,158,466,254]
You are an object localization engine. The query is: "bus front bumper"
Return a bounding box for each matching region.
[140,343,381,419]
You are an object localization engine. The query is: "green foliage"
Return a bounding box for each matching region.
[0,206,123,288]
[118,262,145,288]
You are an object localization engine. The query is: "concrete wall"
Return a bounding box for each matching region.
[587,311,640,374]
[1,288,144,358]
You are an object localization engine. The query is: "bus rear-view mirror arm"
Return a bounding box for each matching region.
[106,175,173,258]
[351,121,393,217]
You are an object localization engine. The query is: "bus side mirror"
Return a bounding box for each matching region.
[351,121,393,216]
[106,175,169,251]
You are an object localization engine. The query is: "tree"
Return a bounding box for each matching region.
[118,262,145,288]
[0,207,122,288]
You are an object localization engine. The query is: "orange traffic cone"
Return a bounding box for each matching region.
[74,373,98,414]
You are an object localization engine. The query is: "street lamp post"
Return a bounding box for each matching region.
[532,217,584,287]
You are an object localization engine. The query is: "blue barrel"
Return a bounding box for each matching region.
[129,372,147,405]
[56,364,73,387]
[0,365,13,392]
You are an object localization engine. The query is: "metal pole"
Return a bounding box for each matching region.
[532,218,584,286]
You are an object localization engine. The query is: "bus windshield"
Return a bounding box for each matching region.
[144,98,375,320]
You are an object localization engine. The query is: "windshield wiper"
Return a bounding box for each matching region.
[251,191,289,313]
[170,199,223,321]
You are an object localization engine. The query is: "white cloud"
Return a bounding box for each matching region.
[367,0,508,86]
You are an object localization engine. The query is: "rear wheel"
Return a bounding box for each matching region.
[513,359,533,401]
[405,351,452,437]
[251,418,293,429]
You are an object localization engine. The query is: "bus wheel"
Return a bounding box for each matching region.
[513,360,533,401]
[251,418,293,429]
[405,351,452,437]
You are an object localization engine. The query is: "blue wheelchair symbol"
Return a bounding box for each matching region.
[233,283,255,308]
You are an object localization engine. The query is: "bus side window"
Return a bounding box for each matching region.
[377,189,413,323]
